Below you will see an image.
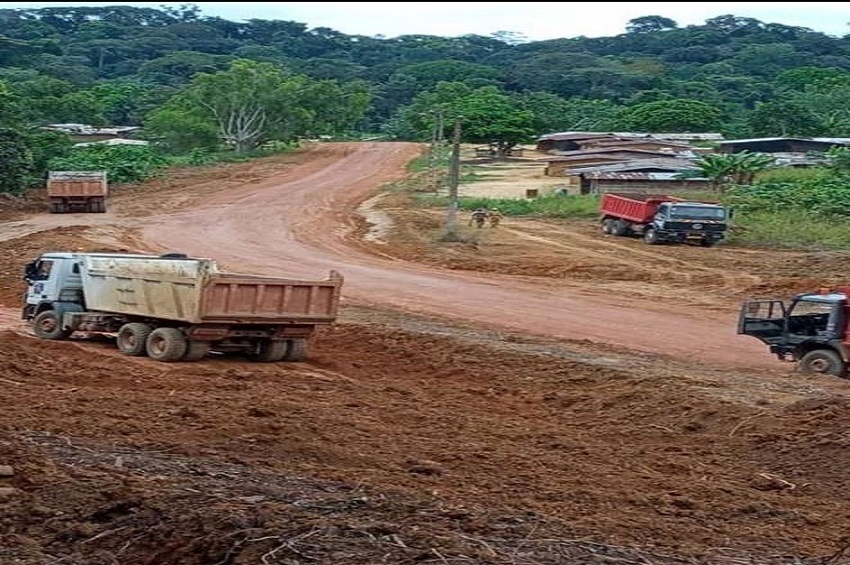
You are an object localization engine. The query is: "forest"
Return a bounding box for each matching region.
[2,3,850,194]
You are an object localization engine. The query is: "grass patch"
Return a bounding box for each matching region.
[414,194,601,219]
[729,210,850,250]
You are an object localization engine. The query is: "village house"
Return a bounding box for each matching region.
[556,158,705,194]
[542,148,690,176]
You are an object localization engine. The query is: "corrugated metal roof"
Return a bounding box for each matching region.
[538,131,724,141]
[718,137,850,145]
[543,148,679,160]
[563,158,696,173]
[586,172,709,181]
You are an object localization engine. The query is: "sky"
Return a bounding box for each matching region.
[1,2,848,41]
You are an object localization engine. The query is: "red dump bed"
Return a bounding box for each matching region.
[599,192,683,223]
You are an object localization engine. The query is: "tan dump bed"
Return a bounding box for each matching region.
[79,254,342,324]
[47,171,108,197]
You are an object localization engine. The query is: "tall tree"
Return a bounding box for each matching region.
[144,59,369,152]
[616,98,724,132]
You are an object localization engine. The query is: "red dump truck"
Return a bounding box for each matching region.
[599,192,730,247]
[738,286,850,378]
[22,251,343,363]
[46,170,108,213]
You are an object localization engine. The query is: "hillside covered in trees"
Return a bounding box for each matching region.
[3,3,850,192]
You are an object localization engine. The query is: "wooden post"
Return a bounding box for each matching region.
[446,117,462,238]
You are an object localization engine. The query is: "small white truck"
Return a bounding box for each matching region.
[22,251,344,363]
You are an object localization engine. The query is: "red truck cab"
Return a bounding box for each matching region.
[738,287,850,377]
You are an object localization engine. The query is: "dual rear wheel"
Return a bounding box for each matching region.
[115,323,307,363]
[116,324,195,362]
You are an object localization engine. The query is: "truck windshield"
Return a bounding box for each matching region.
[790,299,836,316]
[669,206,726,220]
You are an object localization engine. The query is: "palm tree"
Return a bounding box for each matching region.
[687,150,775,193]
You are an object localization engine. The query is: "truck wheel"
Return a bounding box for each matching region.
[610,220,628,236]
[283,338,308,362]
[643,228,661,245]
[182,341,211,361]
[799,350,846,378]
[250,340,288,362]
[116,323,153,356]
[700,238,717,248]
[32,310,73,340]
[601,219,614,234]
[146,327,188,362]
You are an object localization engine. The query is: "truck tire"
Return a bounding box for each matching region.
[799,349,846,378]
[182,341,211,361]
[116,323,153,356]
[146,327,188,362]
[32,310,73,340]
[643,228,661,245]
[700,238,717,248]
[601,219,614,234]
[250,340,288,363]
[610,220,628,236]
[283,338,308,362]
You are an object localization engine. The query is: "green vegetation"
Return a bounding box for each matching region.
[2,4,850,251]
[413,159,850,250]
[49,144,169,184]
[415,193,600,219]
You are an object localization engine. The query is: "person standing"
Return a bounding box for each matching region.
[488,208,503,228]
[469,208,488,228]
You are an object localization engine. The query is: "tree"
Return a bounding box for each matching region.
[616,98,724,132]
[626,16,678,34]
[687,151,774,192]
[396,83,535,156]
[747,99,822,137]
[0,80,24,127]
[144,59,370,153]
[0,128,34,193]
[517,91,620,133]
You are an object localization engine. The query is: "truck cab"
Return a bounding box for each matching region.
[649,202,729,246]
[738,288,850,377]
[22,253,85,319]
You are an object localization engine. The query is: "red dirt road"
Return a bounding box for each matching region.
[138,141,770,369]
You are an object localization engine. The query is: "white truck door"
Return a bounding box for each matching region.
[25,258,63,306]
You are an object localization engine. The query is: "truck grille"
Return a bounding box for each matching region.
[666,222,726,232]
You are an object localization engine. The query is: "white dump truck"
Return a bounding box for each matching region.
[22,251,343,363]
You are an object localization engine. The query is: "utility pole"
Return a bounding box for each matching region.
[428,109,444,192]
[445,116,462,239]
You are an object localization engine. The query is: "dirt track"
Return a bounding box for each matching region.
[4,142,850,564]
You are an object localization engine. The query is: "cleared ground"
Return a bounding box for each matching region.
[3,142,850,565]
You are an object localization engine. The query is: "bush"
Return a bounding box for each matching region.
[48,144,170,184]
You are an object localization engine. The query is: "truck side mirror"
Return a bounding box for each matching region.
[23,261,38,281]
[728,209,734,219]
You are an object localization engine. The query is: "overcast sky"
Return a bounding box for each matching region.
[1,2,848,41]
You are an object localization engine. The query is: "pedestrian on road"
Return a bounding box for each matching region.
[469,208,488,229]
[488,208,503,228]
